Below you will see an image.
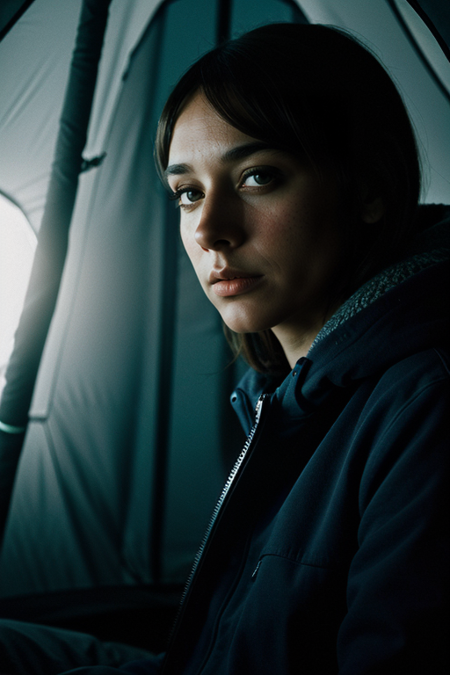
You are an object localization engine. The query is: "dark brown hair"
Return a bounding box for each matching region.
[155,23,421,374]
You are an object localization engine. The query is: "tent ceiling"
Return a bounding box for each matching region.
[0,0,160,233]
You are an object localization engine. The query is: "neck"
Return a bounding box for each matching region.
[272,322,324,368]
[272,301,343,369]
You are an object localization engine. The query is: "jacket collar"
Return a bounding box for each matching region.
[231,205,449,432]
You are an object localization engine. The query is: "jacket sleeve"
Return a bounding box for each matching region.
[337,375,449,674]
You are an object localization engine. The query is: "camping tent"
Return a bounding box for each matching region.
[0,0,449,649]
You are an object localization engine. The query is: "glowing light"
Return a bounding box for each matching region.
[0,194,37,397]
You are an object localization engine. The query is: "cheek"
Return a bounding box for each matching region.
[180,224,196,260]
[250,200,306,259]
[255,194,341,277]
[180,226,205,281]
[248,202,290,250]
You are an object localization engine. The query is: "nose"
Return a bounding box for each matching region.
[194,192,245,251]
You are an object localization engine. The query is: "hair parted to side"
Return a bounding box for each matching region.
[155,23,421,375]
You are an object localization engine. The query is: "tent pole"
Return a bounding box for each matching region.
[147,2,179,586]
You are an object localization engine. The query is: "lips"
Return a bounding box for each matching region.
[209,268,263,297]
[209,268,260,284]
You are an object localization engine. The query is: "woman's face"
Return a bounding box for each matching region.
[166,92,343,361]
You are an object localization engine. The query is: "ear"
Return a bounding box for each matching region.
[360,186,385,224]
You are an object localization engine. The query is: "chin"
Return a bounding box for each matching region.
[219,309,275,335]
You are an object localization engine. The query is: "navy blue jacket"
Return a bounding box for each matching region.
[157,206,449,675]
[68,207,449,675]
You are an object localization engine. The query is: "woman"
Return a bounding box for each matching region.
[0,21,448,675]
[152,22,449,675]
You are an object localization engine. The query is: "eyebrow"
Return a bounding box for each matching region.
[164,141,276,178]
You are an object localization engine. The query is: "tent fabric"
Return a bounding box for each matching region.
[388,0,450,93]
[0,0,448,640]
[0,0,83,232]
[0,0,112,432]
[0,1,36,40]
[300,0,450,203]
[411,0,450,57]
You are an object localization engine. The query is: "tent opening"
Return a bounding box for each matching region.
[0,194,36,398]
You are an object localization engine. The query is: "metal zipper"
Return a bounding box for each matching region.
[164,393,269,658]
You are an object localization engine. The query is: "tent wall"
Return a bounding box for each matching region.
[0,0,83,232]
[0,0,304,598]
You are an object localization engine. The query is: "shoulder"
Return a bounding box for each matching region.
[351,348,449,511]
[379,346,449,383]
[359,347,449,422]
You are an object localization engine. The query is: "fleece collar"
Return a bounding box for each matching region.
[311,206,449,351]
